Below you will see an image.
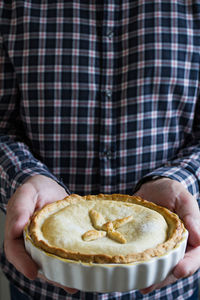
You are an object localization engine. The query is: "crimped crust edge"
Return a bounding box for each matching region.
[28,194,185,264]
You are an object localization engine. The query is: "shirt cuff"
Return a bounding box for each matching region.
[1,161,70,212]
[134,166,199,199]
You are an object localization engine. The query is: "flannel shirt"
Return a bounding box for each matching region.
[0,1,200,299]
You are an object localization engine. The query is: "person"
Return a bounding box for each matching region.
[0,1,200,299]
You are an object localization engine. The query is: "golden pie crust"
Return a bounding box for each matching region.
[28,194,185,264]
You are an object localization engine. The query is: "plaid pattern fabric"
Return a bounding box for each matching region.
[0,0,200,299]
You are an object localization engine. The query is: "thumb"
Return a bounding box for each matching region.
[183,214,200,247]
[175,191,200,247]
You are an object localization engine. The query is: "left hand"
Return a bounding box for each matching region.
[134,177,200,294]
[4,175,77,294]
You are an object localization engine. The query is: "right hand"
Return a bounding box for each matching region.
[4,174,78,294]
[135,178,200,294]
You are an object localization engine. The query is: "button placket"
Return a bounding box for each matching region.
[98,2,117,193]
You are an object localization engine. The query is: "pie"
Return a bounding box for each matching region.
[28,194,185,264]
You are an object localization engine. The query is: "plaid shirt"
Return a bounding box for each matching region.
[0,1,200,299]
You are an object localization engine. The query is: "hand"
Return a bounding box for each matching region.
[4,175,77,294]
[134,178,200,294]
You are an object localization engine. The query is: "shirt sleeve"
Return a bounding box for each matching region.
[134,139,200,200]
[145,152,200,198]
[133,96,200,200]
[0,37,69,212]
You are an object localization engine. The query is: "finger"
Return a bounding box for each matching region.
[140,245,200,294]
[140,273,178,294]
[4,238,38,280]
[5,185,39,279]
[37,273,78,294]
[173,245,200,279]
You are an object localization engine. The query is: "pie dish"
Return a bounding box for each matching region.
[24,194,188,292]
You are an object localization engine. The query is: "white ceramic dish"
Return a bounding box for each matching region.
[24,225,188,293]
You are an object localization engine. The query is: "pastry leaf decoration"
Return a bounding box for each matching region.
[82,209,133,244]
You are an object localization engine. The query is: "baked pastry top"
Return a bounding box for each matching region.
[28,194,185,264]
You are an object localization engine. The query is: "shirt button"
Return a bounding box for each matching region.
[104,151,112,159]
[107,29,114,39]
[106,90,112,98]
